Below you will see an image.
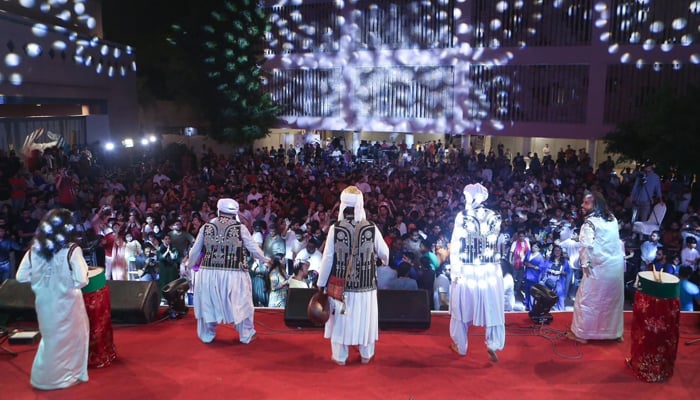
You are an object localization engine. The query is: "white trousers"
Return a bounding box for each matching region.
[449,318,505,356]
[331,341,375,363]
[197,317,256,344]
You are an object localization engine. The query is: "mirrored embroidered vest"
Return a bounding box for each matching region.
[458,207,503,264]
[331,220,377,292]
[200,217,247,270]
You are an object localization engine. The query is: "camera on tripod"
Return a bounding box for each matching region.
[636,171,647,184]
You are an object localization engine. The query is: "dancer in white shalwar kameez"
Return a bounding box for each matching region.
[449,184,505,362]
[317,186,389,365]
[16,208,90,390]
[568,191,625,343]
[186,198,270,344]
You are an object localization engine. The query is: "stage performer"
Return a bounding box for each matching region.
[449,183,504,363]
[16,208,90,390]
[567,191,625,343]
[317,186,389,366]
[185,198,270,344]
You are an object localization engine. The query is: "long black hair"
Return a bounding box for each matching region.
[584,190,615,222]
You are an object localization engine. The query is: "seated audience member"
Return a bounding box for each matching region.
[289,257,310,289]
[640,231,662,270]
[377,261,398,289]
[681,237,699,269]
[388,262,418,290]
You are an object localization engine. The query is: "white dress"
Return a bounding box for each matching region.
[571,216,625,340]
[16,246,90,390]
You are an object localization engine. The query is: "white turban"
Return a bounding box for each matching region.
[463,183,488,208]
[339,186,366,223]
[217,198,239,216]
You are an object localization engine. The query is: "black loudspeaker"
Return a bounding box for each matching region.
[107,280,162,324]
[0,279,36,322]
[377,289,431,330]
[284,288,431,330]
[0,279,161,325]
[285,288,318,328]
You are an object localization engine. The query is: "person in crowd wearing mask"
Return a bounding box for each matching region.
[167,220,194,256]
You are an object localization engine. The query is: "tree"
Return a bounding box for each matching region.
[169,0,280,144]
[604,85,700,177]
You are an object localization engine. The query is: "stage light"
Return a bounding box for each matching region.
[162,278,190,319]
[104,142,115,151]
[529,283,558,325]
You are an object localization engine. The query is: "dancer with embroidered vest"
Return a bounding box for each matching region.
[317,186,389,366]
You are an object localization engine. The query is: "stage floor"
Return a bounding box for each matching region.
[2,309,700,400]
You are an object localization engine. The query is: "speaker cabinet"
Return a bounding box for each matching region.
[377,289,431,330]
[107,280,162,324]
[0,279,162,325]
[284,288,431,330]
[284,288,319,328]
[0,279,36,322]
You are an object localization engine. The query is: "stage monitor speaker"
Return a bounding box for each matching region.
[378,289,431,330]
[107,280,161,324]
[0,279,36,323]
[285,288,319,328]
[284,288,431,330]
[0,279,161,325]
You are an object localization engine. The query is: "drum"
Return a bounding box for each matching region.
[627,271,680,382]
[81,267,116,368]
[82,267,106,294]
[636,270,680,299]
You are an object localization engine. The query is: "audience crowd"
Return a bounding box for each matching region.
[1,139,699,312]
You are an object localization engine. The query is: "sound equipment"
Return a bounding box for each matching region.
[377,289,431,329]
[0,279,161,325]
[0,279,36,323]
[285,288,319,328]
[107,280,162,324]
[284,288,431,330]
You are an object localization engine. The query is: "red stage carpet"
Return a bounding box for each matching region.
[2,309,699,400]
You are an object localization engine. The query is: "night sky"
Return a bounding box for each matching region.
[101,0,191,49]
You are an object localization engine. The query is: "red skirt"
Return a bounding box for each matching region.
[627,291,680,382]
[83,286,117,368]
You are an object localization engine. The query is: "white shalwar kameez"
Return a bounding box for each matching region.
[317,224,389,364]
[187,217,268,344]
[449,184,505,359]
[16,247,90,390]
[571,216,625,340]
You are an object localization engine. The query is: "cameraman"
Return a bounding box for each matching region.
[134,243,158,282]
[631,161,662,222]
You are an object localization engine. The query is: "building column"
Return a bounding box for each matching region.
[352,131,360,154]
[404,133,414,148]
